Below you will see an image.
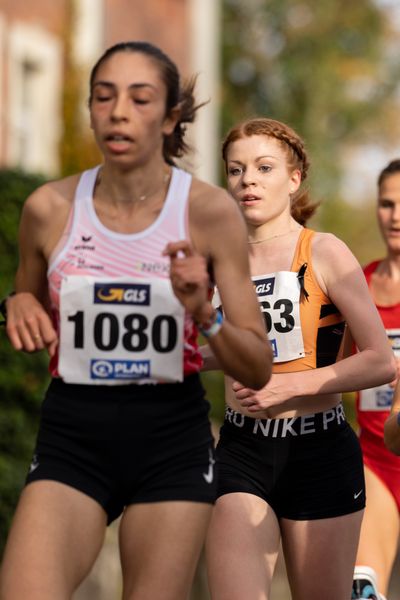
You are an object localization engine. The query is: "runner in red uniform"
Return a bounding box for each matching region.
[353,159,400,600]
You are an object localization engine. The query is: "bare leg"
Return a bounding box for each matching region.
[206,493,281,600]
[356,466,400,595]
[119,501,212,600]
[281,510,363,600]
[0,481,107,600]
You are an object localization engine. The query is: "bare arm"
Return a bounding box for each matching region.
[165,183,272,390]
[235,234,396,412]
[384,382,400,455]
[5,186,61,356]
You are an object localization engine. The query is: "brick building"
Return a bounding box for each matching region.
[0,0,220,181]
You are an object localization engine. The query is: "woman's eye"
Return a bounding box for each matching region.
[228,167,242,176]
[95,96,111,102]
[133,98,150,105]
[259,165,271,173]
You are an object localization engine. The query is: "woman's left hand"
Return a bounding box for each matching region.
[389,357,400,389]
[232,375,289,413]
[163,240,211,319]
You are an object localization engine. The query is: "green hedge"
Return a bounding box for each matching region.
[0,169,50,557]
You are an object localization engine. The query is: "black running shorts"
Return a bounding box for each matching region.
[26,374,216,523]
[216,404,365,520]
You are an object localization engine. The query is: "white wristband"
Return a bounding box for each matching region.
[198,310,223,338]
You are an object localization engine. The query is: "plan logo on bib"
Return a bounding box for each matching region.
[91,359,151,380]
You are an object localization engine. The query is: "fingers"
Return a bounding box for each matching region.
[6,295,58,353]
[232,381,245,391]
[163,240,196,259]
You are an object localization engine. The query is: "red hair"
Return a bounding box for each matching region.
[222,118,318,226]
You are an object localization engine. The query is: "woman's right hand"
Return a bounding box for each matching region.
[6,292,58,356]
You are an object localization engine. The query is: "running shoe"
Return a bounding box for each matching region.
[352,566,379,599]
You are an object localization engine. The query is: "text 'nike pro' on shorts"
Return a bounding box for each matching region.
[216,404,365,520]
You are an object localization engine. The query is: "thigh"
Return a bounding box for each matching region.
[357,465,400,594]
[0,481,107,600]
[206,493,281,600]
[119,500,212,600]
[281,510,363,600]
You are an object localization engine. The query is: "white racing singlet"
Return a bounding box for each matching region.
[48,165,200,384]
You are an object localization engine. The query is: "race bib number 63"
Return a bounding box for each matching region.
[58,276,184,384]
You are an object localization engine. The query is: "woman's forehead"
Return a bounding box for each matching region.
[227,135,285,158]
[94,51,163,86]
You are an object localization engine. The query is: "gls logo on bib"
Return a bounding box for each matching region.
[254,277,275,296]
[94,283,150,305]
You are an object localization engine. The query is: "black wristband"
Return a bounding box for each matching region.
[0,291,16,326]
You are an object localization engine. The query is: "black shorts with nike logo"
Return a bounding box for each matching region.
[216,404,365,520]
[26,373,216,523]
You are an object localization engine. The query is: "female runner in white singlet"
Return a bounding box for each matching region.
[0,43,272,600]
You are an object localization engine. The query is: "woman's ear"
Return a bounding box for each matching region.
[289,169,302,195]
[162,104,182,136]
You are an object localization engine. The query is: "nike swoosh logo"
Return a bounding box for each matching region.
[203,449,216,484]
[354,489,363,500]
[203,465,214,484]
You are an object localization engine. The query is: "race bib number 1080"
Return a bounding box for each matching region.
[58,276,184,384]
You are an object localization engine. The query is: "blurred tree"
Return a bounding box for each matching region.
[222,0,400,256]
[60,0,101,176]
[0,170,50,557]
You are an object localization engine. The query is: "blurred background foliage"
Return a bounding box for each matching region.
[1,0,399,557]
[222,0,397,262]
[0,170,49,555]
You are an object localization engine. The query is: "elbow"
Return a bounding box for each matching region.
[386,356,398,384]
[246,347,273,390]
[376,354,397,386]
[384,418,400,456]
[385,440,400,456]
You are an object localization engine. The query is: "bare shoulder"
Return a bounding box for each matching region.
[311,231,360,267]
[188,177,246,255]
[23,173,80,225]
[310,231,364,295]
[189,177,244,229]
[20,173,82,259]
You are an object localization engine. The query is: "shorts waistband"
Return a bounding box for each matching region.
[224,404,346,438]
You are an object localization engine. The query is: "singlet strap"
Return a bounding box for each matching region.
[48,166,101,274]
[290,228,314,271]
[76,165,101,201]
